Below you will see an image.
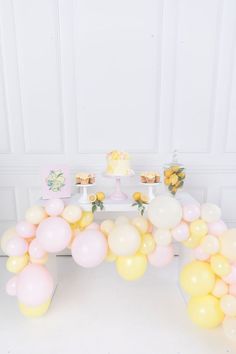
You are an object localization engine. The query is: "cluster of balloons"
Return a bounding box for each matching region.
[1,195,236,342]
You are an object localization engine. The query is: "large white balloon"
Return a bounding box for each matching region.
[201,203,221,223]
[147,195,182,229]
[108,224,141,256]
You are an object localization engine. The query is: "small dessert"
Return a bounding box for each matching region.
[75,172,95,185]
[106,150,133,176]
[140,172,160,184]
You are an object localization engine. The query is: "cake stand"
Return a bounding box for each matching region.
[140,182,161,202]
[104,172,135,201]
[75,183,95,204]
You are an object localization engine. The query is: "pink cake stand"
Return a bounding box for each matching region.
[104,172,135,201]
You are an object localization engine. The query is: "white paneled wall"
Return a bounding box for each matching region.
[0,0,236,237]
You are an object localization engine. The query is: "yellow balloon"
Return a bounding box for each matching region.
[18,299,51,317]
[105,248,117,262]
[139,233,155,255]
[25,205,47,225]
[100,219,115,236]
[210,254,231,277]
[1,227,16,254]
[180,261,215,296]
[6,254,29,273]
[220,229,236,262]
[70,220,80,231]
[188,295,224,328]
[78,211,94,229]
[212,279,228,298]
[190,219,208,238]
[116,253,147,281]
[182,233,204,249]
[62,205,82,223]
[131,216,148,234]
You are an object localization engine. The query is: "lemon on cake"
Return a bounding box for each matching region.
[106,150,133,176]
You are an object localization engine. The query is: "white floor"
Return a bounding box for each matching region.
[0,256,235,354]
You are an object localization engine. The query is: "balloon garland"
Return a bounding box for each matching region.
[1,195,236,341]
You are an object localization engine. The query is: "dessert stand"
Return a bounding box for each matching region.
[103,172,135,201]
[140,182,161,202]
[75,183,95,204]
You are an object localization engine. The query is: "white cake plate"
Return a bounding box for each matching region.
[140,182,161,202]
[103,172,135,201]
[75,183,96,204]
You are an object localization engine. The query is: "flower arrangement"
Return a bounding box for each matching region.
[88,192,105,213]
[131,192,149,215]
[164,165,185,195]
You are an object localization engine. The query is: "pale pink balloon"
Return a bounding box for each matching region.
[171,222,189,242]
[6,276,18,296]
[194,246,210,261]
[207,220,227,237]
[182,204,200,222]
[45,198,64,216]
[17,264,54,306]
[86,222,100,230]
[16,221,36,239]
[223,266,236,285]
[36,216,71,253]
[229,284,236,296]
[5,236,28,256]
[71,230,107,268]
[148,245,174,267]
[29,238,46,259]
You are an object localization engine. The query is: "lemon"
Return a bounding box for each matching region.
[133,192,141,201]
[140,193,149,203]
[170,173,178,185]
[88,193,97,202]
[96,192,105,201]
[164,169,173,178]
[164,177,171,185]
[178,171,185,179]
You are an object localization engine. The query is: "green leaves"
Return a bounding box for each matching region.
[131,200,147,216]
[91,200,104,213]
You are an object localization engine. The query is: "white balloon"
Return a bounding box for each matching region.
[108,224,141,256]
[223,317,236,341]
[201,203,221,223]
[153,229,172,246]
[147,195,182,229]
[220,295,236,316]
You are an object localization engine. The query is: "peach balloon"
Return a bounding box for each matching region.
[208,220,227,237]
[16,221,36,239]
[148,245,174,267]
[45,198,64,216]
[172,222,189,242]
[5,236,28,257]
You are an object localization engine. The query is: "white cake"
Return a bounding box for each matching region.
[106,150,132,176]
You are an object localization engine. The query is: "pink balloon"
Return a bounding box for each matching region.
[171,222,189,241]
[71,230,107,268]
[148,245,174,267]
[147,223,153,233]
[182,204,200,222]
[6,276,18,296]
[223,266,236,285]
[194,246,210,261]
[229,284,236,296]
[45,199,64,216]
[5,236,28,256]
[29,239,46,259]
[36,216,71,253]
[86,222,100,230]
[17,264,54,306]
[16,221,36,239]
[207,220,227,237]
